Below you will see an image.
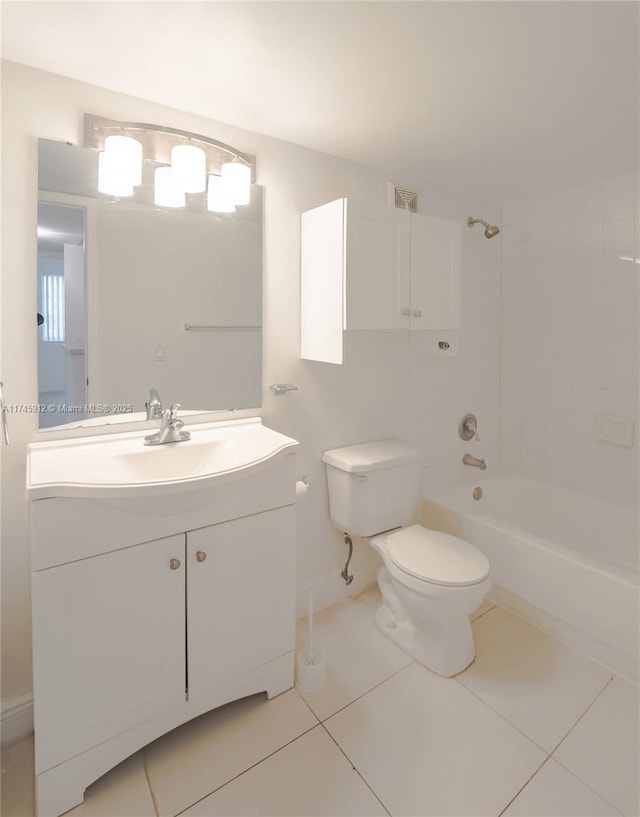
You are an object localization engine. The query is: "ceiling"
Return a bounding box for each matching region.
[2,1,638,204]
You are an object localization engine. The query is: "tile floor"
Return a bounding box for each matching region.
[2,590,638,817]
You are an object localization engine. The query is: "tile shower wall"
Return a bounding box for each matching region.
[413,191,502,491]
[500,174,638,510]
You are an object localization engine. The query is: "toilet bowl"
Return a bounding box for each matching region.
[370,525,490,676]
[322,440,491,677]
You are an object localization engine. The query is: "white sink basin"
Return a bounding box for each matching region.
[27,417,299,499]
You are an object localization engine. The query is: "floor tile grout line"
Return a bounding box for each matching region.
[298,660,417,725]
[141,750,160,817]
[169,722,320,817]
[448,670,558,755]
[496,754,553,817]
[318,721,393,817]
[547,674,627,815]
[548,673,616,755]
[293,685,324,723]
[548,754,626,816]
[449,659,616,760]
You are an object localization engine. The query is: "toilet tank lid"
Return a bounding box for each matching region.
[322,440,422,473]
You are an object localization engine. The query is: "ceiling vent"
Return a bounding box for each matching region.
[388,184,418,212]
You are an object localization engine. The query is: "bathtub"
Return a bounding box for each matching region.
[422,475,639,680]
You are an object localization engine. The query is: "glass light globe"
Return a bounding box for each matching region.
[154,166,186,208]
[97,150,134,197]
[171,144,206,193]
[207,174,236,213]
[103,135,142,187]
[221,162,251,206]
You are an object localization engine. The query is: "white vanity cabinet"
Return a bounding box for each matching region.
[28,420,298,817]
[32,533,187,772]
[301,197,462,363]
[186,510,295,697]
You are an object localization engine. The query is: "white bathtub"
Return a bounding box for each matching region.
[422,475,639,680]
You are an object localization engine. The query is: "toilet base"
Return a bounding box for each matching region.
[375,603,475,677]
[374,568,478,678]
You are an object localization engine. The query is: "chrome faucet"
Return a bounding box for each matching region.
[145,388,163,420]
[144,404,191,446]
[463,453,487,470]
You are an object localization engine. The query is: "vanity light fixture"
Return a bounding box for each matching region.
[85,113,256,210]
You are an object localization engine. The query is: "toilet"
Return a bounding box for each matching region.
[322,440,491,676]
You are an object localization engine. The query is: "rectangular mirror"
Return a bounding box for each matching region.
[37,138,263,430]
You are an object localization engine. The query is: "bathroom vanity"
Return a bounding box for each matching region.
[27,418,299,817]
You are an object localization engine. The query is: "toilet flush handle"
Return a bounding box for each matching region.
[351,473,368,483]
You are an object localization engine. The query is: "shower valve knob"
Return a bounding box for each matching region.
[459,413,479,442]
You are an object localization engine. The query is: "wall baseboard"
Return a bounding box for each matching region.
[1,693,34,747]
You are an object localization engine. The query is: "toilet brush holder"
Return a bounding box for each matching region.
[296,648,327,693]
[295,583,327,693]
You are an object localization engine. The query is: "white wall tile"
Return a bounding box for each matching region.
[604,175,635,221]
[521,453,545,480]
[545,458,572,489]
[570,464,600,497]
[545,432,573,463]
[522,428,545,456]
[501,173,637,510]
[603,218,634,256]
[522,403,545,431]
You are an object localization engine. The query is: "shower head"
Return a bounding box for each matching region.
[467,217,500,238]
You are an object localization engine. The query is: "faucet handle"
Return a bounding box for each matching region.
[164,403,181,421]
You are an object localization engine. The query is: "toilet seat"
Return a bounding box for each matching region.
[386,525,490,587]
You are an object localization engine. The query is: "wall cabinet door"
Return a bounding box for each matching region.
[186,507,296,699]
[31,534,186,772]
[343,199,411,330]
[409,213,461,330]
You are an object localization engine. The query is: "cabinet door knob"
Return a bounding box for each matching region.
[196,551,207,563]
[413,309,423,318]
[401,308,411,316]
[169,558,181,570]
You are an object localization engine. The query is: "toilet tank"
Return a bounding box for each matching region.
[322,440,423,536]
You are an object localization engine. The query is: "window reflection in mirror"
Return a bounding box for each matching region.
[37,199,88,429]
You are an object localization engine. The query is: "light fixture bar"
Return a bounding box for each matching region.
[84,113,256,182]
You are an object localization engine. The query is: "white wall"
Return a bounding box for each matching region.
[500,175,639,510]
[0,61,501,724]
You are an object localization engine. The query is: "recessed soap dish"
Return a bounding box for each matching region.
[595,414,634,447]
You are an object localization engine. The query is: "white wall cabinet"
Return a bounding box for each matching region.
[301,198,462,363]
[30,453,297,817]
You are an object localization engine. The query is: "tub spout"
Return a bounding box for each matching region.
[463,453,487,470]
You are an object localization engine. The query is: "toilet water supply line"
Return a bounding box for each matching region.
[341,535,354,585]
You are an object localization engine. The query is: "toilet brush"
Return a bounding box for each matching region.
[295,583,327,693]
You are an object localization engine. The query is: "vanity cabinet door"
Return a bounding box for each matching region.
[186,507,296,699]
[31,533,186,773]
